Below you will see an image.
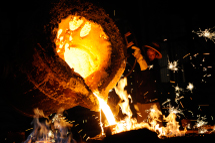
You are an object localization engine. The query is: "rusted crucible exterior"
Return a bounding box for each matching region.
[3,0,126,116]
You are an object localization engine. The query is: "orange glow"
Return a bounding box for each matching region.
[93,92,116,126]
[97,77,187,138]
[55,15,112,90]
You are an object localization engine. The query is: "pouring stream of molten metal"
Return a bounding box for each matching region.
[93,92,116,126]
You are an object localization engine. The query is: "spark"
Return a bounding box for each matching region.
[193,53,199,57]
[202,58,205,62]
[165,103,185,119]
[83,134,86,138]
[194,115,208,133]
[86,137,90,141]
[192,26,215,43]
[148,64,154,70]
[170,80,175,83]
[162,98,171,106]
[78,129,83,133]
[175,92,180,97]
[183,53,190,59]
[175,85,180,92]
[68,120,75,124]
[198,106,201,110]
[173,84,184,104]
[168,60,179,72]
[179,101,184,108]
[175,96,184,104]
[174,84,183,92]
[188,110,194,116]
[25,128,33,132]
[190,62,196,68]
[75,124,79,127]
[203,67,207,71]
[186,82,194,93]
[169,105,183,115]
[203,53,210,55]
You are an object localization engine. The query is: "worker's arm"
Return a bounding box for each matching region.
[132,46,148,71]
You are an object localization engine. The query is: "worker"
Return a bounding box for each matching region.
[132,42,163,125]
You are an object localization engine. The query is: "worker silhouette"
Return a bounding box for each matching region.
[132,42,163,124]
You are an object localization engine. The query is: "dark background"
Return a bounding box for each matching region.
[0,0,215,142]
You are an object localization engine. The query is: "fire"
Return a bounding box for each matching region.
[25,109,75,143]
[25,77,188,142]
[96,77,187,138]
[55,15,112,90]
[163,106,186,137]
[114,78,133,118]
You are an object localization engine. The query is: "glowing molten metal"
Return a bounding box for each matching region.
[55,15,111,91]
[94,92,116,126]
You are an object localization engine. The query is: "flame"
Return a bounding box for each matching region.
[114,78,133,118]
[26,77,187,142]
[96,77,187,138]
[25,108,75,143]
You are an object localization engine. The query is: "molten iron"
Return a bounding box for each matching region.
[55,15,112,91]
